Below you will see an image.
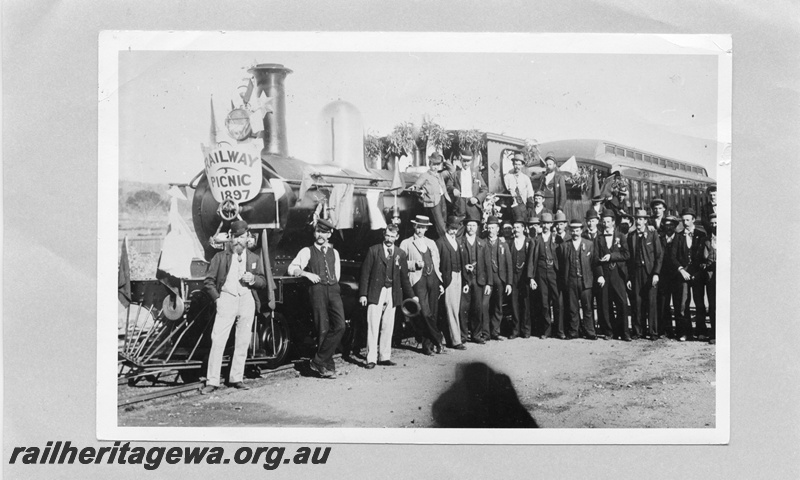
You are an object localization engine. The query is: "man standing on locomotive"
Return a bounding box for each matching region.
[201,220,267,394]
[504,152,535,221]
[532,155,567,214]
[287,218,345,379]
[447,150,488,224]
[410,152,449,238]
[359,224,416,369]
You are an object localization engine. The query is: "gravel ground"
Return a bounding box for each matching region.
[119,336,715,429]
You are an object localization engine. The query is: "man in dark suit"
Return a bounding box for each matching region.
[605,184,631,222]
[673,207,708,341]
[525,215,543,337]
[528,212,563,339]
[508,212,535,339]
[702,213,717,345]
[435,216,467,350]
[656,215,681,338]
[484,216,513,341]
[595,210,630,341]
[359,224,416,368]
[201,220,267,394]
[459,215,492,344]
[582,209,602,335]
[447,153,488,223]
[558,219,600,339]
[627,209,663,340]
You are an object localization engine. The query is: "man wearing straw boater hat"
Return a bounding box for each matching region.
[358,224,417,369]
[201,220,267,394]
[558,219,600,340]
[528,212,564,339]
[435,216,467,350]
[287,218,345,378]
[627,209,663,340]
[399,215,445,355]
[596,209,631,341]
[458,212,491,344]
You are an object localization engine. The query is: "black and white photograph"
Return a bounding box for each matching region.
[100,32,729,442]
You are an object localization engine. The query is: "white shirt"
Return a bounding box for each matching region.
[446,233,458,251]
[287,243,341,280]
[503,172,534,206]
[460,168,474,198]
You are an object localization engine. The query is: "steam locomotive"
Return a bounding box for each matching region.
[118,63,716,384]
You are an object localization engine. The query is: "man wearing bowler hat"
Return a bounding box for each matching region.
[585,194,605,220]
[672,207,708,341]
[627,209,663,340]
[528,212,564,339]
[435,216,467,350]
[558,219,600,339]
[459,213,491,344]
[504,152,535,221]
[583,209,601,242]
[606,184,631,222]
[399,215,445,355]
[201,220,267,394]
[484,215,513,340]
[553,211,569,245]
[595,209,631,340]
[358,224,417,369]
[411,152,449,238]
[525,215,543,335]
[288,218,345,378]
[657,214,682,338]
[508,210,536,339]
[530,190,551,219]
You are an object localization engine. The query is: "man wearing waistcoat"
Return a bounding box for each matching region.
[288,218,345,379]
[525,215,543,338]
[558,219,600,340]
[508,212,535,339]
[201,220,267,394]
[627,209,663,340]
[672,207,708,341]
[399,215,445,356]
[435,216,467,350]
[359,224,416,369]
[657,215,681,338]
[595,210,630,341]
[447,151,488,224]
[528,212,564,339]
[484,216,513,341]
[459,214,491,344]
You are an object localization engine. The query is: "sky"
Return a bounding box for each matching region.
[118,39,722,185]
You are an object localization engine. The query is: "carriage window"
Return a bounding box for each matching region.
[667,186,674,206]
[615,147,624,156]
[644,155,651,164]
[659,158,666,167]
[626,150,635,159]
[666,161,673,169]
[635,153,643,161]
[642,182,650,204]
[632,180,640,207]
[605,144,615,155]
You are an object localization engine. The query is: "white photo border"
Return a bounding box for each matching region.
[98,31,731,444]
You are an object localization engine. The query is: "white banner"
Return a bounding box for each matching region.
[203,145,262,203]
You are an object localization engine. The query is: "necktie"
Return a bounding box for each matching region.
[387,248,393,258]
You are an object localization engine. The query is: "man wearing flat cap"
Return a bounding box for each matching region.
[399,215,445,355]
[288,218,345,378]
[504,152,535,221]
[605,184,631,222]
[649,198,668,234]
[411,152,450,238]
[201,220,267,394]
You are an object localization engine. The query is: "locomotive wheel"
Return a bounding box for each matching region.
[257,312,290,370]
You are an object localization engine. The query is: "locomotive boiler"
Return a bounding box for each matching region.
[119,63,436,383]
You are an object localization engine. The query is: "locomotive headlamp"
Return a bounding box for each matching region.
[225,108,253,141]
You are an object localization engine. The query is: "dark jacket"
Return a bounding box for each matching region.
[659,232,681,281]
[435,236,462,288]
[528,234,559,281]
[626,229,663,277]
[594,231,629,283]
[532,171,567,213]
[458,235,491,287]
[485,237,512,286]
[204,248,267,311]
[359,243,414,306]
[671,228,706,277]
[446,167,488,205]
[557,237,601,290]
[508,236,535,284]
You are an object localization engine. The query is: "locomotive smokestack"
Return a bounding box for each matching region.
[248,63,292,157]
